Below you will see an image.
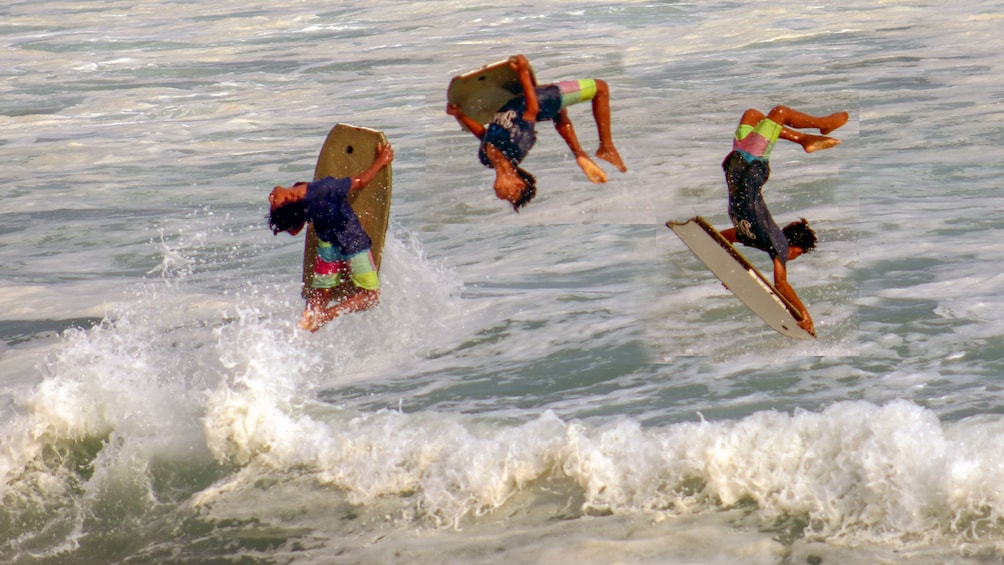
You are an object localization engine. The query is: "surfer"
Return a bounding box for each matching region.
[267,142,394,332]
[446,54,627,211]
[718,105,849,336]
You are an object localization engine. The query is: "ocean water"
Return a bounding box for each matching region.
[3,0,1004,563]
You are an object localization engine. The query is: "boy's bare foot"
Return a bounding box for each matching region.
[577,155,608,183]
[818,111,849,135]
[596,145,627,172]
[802,134,841,153]
[298,308,330,332]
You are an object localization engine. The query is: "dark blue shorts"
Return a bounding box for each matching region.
[723,151,789,262]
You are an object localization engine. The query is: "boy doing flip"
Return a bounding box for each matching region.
[447,54,627,211]
[718,105,848,336]
[268,143,394,332]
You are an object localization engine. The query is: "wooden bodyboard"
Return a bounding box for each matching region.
[447,57,537,128]
[301,124,392,297]
[666,216,815,340]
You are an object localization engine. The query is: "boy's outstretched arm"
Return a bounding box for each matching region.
[509,54,538,122]
[350,142,394,191]
[446,103,487,138]
[772,256,815,336]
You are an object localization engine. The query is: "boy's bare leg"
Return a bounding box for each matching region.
[780,126,842,153]
[590,80,627,172]
[767,105,848,135]
[299,286,379,332]
[752,105,848,153]
[554,110,608,183]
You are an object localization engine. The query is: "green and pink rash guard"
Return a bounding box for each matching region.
[724,117,791,264]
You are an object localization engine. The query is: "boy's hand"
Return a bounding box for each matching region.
[446,103,462,116]
[508,54,528,72]
[375,142,394,165]
[798,316,816,337]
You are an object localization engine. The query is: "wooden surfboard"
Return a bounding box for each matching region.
[301,124,392,298]
[666,216,815,340]
[447,57,537,128]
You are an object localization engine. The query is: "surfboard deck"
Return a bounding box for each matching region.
[301,124,392,298]
[447,57,537,128]
[666,216,815,340]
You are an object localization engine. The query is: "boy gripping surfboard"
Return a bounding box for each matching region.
[268,142,394,332]
[717,105,849,336]
[446,54,627,211]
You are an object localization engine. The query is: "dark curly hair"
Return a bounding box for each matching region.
[510,167,537,212]
[268,200,306,235]
[783,218,817,252]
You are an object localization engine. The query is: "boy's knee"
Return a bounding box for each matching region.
[740,108,767,126]
[766,105,793,121]
[593,79,610,98]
